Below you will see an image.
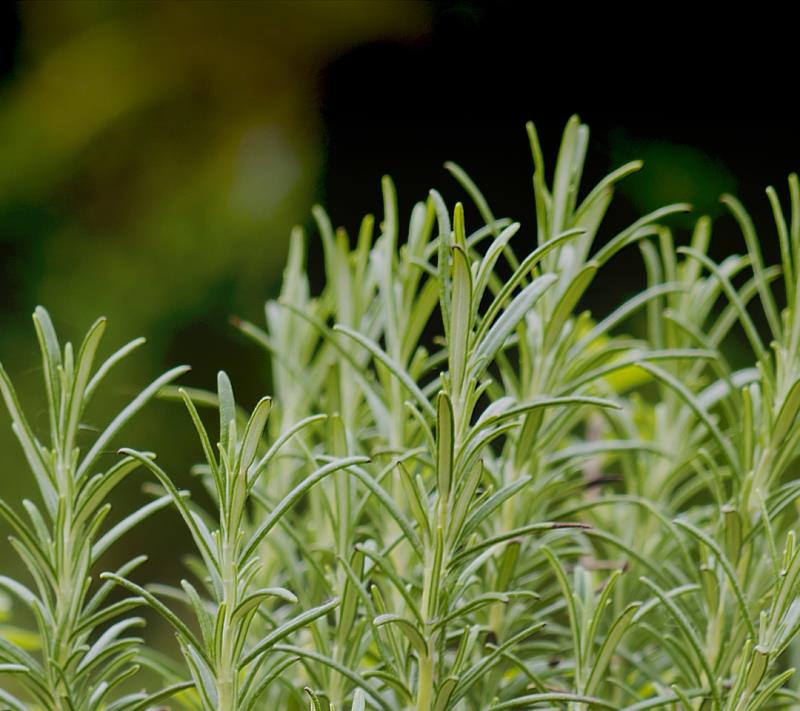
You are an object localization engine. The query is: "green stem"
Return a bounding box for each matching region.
[50,454,76,710]
[417,534,443,711]
[416,646,435,711]
[218,538,238,711]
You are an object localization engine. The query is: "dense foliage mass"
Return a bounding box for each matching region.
[3,117,800,709]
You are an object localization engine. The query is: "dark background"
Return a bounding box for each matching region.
[0,0,796,623]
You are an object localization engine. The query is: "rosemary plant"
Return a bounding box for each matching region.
[105,373,367,711]
[3,116,800,710]
[0,308,188,710]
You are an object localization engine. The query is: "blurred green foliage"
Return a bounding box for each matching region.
[609,131,738,226]
[0,1,427,331]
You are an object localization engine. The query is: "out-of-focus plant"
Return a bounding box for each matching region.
[0,2,428,330]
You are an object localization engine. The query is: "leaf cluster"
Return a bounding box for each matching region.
[3,117,800,710]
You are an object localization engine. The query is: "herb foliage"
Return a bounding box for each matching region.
[3,117,800,710]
